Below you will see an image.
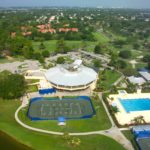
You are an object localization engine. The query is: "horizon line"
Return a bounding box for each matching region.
[0,6,150,10]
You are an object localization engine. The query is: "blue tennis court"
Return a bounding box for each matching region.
[27,96,96,120]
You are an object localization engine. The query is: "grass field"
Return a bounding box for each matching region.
[32,32,109,53]
[33,40,96,53]
[0,99,125,150]
[26,85,38,93]
[0,131,33,150]
[19,97,111,132]
[97,70,121,90]
[93,32,110,43]
[122,130,139,150]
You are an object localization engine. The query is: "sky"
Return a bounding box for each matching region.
[0,0,150,9]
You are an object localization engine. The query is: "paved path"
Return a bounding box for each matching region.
[113,75,125,86]
[15,105,63,135]
[79,50,110,63]
[98,93,115,126]
[15,95,134,150]
[98,93,134,150]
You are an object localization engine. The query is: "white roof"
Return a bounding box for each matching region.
[139,71,150,81]
[45,65,97,86]
[132,125,150,132]
[73,59,82,66]
[127,76,146,85]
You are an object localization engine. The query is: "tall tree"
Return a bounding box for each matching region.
[56,38,69,54]
[0,72,26,99]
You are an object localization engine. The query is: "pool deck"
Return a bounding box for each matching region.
[108,93,150,125]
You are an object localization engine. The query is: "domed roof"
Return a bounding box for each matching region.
[45,65,97,87]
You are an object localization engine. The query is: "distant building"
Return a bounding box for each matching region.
[59,28,78,32]
[22,32,32,36]
[11,32,16,38]
[127,76,146,85]
[139,71,150,82]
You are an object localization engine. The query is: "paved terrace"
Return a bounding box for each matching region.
[0,60,40,73]
[27,88,92,99]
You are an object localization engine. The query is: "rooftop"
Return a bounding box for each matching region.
[139,71,150,81]
[127,76,146,85]
[45,64,97,86]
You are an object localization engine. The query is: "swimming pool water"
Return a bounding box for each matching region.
[119,98,150,112]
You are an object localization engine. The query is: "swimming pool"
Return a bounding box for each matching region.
[119,98,150,113]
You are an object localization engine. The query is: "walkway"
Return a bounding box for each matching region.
[113,75,125,86]
[15,106,63,135]
[15,95,134,150]
[79,50,110,63]
[98,93,133,150]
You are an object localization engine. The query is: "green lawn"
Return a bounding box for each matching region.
[0,99,125,150]
[93,32,110,43]
[33,35,106,53]
[18,98,111,132]
[122,130,139,150]
[97,70,121,91]
[26,85,38,93]
[0,131,33,150]
[26,79,39,84]
[85,32,110,52]
[33,40,94,53]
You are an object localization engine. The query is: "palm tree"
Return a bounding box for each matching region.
[110,97,114,101]
[111,106,119,114]
[63,132,70,140]
[68,137,81,147]
[131,116,146,124]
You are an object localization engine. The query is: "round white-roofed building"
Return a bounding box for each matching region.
[45,64,98,91]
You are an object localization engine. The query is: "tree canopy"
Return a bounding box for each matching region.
[143,55,150,63]
[56,38,70,54]
[0,71,26,99]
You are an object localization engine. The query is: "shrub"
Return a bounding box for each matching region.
[143,55,150,62]
[111,106,119,114]
[94,45,102,54]
[119,50,132,59]
[147,62,150,70]
[122,68,137,76]
[39,42,45,50]
[117,59,127,69]
[33,52,44,63]
[56,56,65,64]
[42,50,50,58]
[93,59,101,68]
